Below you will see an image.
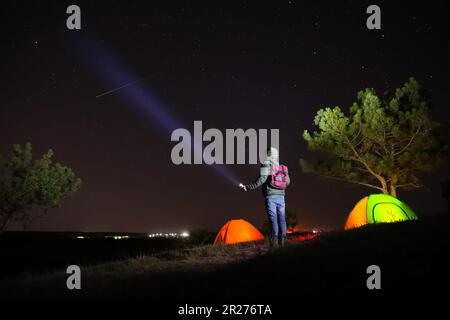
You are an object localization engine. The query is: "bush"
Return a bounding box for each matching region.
[189,228,214,245]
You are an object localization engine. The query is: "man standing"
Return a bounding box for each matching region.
[240,147,290,249]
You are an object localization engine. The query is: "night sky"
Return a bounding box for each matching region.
[1,1,449,232]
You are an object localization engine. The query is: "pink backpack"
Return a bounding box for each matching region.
[270,164,289,189]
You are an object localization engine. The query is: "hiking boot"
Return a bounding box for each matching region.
[269,237,279,251]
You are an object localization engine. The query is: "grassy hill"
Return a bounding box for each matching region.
[1,213,449,300]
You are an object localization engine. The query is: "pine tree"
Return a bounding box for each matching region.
[301,78,448,197]
[0,143,81,232]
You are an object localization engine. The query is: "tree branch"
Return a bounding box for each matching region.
[397,182,422,189]
[315,171,385,192]
[394,122,422,156]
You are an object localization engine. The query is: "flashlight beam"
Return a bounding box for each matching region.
[73,35,239,184]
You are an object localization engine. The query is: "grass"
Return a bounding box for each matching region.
[1,213,449,300]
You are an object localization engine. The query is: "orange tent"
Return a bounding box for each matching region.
[213,219,265,245]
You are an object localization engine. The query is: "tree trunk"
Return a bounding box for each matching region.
[389,175,398,198]
[390,185,397,198]
[380,177,389,195]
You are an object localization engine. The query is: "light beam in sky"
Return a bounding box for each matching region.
[70,34,239,186]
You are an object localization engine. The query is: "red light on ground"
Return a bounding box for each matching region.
[295,233,320,241]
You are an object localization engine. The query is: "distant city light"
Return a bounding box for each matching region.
[147,232,190,238]
[76,232,192,240]
[103,235,130,240]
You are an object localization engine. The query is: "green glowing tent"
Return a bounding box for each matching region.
[345,194,418,230]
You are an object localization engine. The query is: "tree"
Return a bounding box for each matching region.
[301,78,448,198]
[0,143,81,233]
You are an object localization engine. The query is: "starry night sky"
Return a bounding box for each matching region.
[1,1,449,232]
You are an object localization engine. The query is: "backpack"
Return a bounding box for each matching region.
[269,164,289,189]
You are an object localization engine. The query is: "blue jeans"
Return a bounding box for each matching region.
[265,195,286,239]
